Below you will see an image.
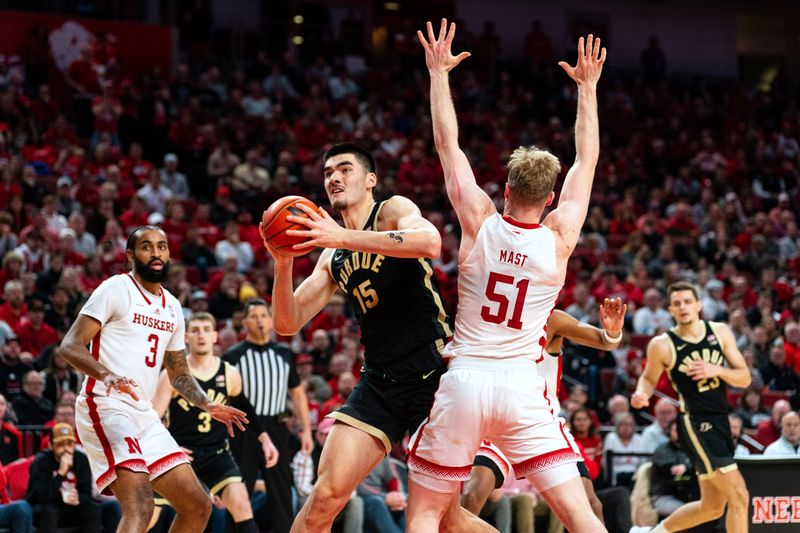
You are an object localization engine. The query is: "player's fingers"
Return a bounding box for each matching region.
[438,18,447,43]
[557,61,573,75]
[426,21,436,46]
[292,239,317,250]
[599,47,607,64]
[576,36,584,57]
[226,421,235,438]
[126,387,140,401]
[234,419,246,432]
[585,35,593,58]
[454,52,471,65]
[445,22,456,46]
[592,37,601,60]
[416,30,429,49]
[294,203,322,220]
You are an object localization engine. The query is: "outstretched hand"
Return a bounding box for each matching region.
[417,18,471,74]
[558,34,607,86]
[599,297,626,336]
[206,403,248,437]
[285,203,347,250]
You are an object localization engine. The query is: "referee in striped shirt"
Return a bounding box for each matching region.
[224,299,313,533]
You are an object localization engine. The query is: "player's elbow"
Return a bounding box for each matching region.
[272,314,300,336]
[421,231,442,259]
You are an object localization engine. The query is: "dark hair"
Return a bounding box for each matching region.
[187,311,217,329]
[667,281,699,303]
[570,407,597,438]
[740,386,762,409]
[126,225,166,251]
[242,298,269,317]
[323,143,376,174]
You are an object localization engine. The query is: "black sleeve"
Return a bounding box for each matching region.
[473,455,505,489]
[222,344,241,365]
[285,347,300,389]
[230,393,266,436]
[74,452,93,504]
[25,453,61,504]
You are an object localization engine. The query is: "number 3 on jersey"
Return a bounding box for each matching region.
[481,272,529,330]
[145,334,158,367]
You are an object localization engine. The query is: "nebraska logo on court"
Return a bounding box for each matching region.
[752,496,800,523]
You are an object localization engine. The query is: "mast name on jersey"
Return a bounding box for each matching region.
[499,249,528,267]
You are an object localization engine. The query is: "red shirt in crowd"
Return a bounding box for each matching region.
[14,318,57,356]
[0,302,27,330]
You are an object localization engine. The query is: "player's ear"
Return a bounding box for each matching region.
[211,331,218,344]
[504,183,510,201]
[545,191,555,206]
[366,172,377,190]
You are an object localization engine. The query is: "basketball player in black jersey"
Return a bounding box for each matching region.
[630,282,750,533]
[152,312,279,533]
[262,142,465,533]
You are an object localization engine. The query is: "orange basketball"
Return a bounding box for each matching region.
[260,196,322,257]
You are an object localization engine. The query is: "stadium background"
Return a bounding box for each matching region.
[0,0,799,531]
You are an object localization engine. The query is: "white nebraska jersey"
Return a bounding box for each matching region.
[444,214,563,361]
[539,352,563,410]
[79,273,185,410]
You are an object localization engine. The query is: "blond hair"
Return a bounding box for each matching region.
[506,146,561,204]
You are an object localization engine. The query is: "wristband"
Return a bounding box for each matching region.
[603,329,622,343]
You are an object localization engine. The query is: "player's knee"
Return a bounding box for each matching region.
[699,496,726,519]
[228,494,252,519]
[310,477,350,511]
[728,482,749,509]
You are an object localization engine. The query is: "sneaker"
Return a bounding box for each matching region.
[629,528,653,533]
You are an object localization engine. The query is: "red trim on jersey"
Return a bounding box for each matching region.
[501,215,541,229]
[512,447,581,477]
[148,451,190,480]
[556,356,563,396]
[87,394,116,492]
[407,453,473,481]
[126,273,152,305]
[477,442,512,479]
[542,381,574,451]
[86,331,101,395]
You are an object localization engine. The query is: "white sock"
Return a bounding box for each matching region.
[651,523,669,533]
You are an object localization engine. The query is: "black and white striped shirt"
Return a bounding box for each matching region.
[223,341,300,417]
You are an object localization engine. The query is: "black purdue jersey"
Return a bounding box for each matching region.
[329,201,453,367]
[666,321,730,416]
[168,358,231,449]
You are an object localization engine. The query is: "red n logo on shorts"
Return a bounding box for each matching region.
[124,437,142,455]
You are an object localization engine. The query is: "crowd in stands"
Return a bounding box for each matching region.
[0,9,798,533]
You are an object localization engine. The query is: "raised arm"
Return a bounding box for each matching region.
[418,19,495,245]
[632,335,670,409]
[57,314,139,400]
[268,247,340,335]
[685,323,751,389]
[163,350,247,437]
[549,298,626,351]
[285,196,442,259]
[543,35,606,257]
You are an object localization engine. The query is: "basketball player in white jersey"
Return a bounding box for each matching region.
[407,20,607,532]
[460,298,626,525]
[58,226,248,533]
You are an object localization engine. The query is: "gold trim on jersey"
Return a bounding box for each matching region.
[372,201,386,231]
[418,258,453,338]
[328,411,392,455]
[707,322,726,353]
[669,321,708,345]
[664,365,686,412]
[682,413,713,474]
[190,357,222,382]
[667,335,678,372]
[209,475,243,495]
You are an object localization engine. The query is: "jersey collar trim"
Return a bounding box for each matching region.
[126,273,166,308]
[501,215,541,229]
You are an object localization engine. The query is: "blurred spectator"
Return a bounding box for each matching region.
[67,213,96,258]
[43,350,79,407]
[650,420,699,517]
[474,489,512,533]
[570,407,602,467]
[296,353,331,403]
[12,369,52,425]
[160,154,190,199]
[761,343,800,391]
[214,221,254,273]
[728,413,751,458]
[701,279,727,321]
[232,150,270,193]
[0,459,33,533]
[522,20,552,67]
[357,457,406,533]
[734,386,770,430]
[633,289,673,335]
[309,329,334,374]
[26,424,100,532]
[640,36,667,85]
[0,393,23,464]
[137,171,173,213]
[42,196,68,236]
[207,141,241,181]
[55,177,80,218]
[763,411,800,456]
[603,412,645,487]
[320,371,355,419]
[14,299,56,357]
[566,282,595,323]
[756,399,791,446]
[784,322,800,373]
[640,398,677,454]
[0,333,31,400]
